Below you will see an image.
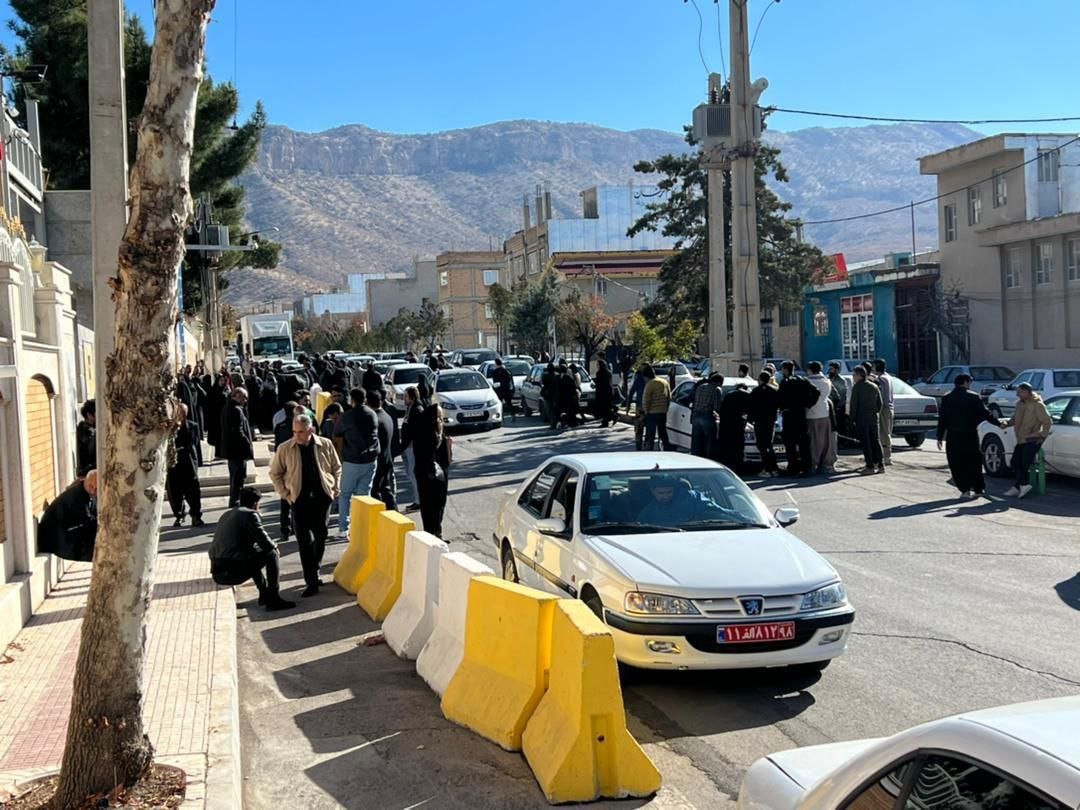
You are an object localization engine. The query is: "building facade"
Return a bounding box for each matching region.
[367,258,439,327]
[548,250,673,319]
[296,271,396,318]
[920,133,1080,366]
[435,250,504,349]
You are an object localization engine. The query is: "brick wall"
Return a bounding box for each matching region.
[26,378,56,516]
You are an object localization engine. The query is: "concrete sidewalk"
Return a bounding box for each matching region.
[0,455,244,808]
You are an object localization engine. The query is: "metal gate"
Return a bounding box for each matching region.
[895,282,939,381]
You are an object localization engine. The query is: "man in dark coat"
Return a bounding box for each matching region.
[37,471,98,562]
[778,361,817,476]
[76,399,97,477]
[936,373,998,497]
[750,371,782,476]
[166,403,205,528]
[541,362,559,429]
[556,363,579,428]
[717,383,752,471]
[593,359,616,428]
[362,362,385,396]
[491,359,515,422]
[221,387,254,508]
[208,486,294,610]
[176,365,207,465]
[368,389,399,510]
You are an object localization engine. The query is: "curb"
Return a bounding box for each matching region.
[204,585,243,810]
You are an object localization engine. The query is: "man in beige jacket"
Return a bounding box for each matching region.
[270,413,341,596]
[1003,382,1052,499]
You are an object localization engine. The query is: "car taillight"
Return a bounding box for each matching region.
[924,403,938,414]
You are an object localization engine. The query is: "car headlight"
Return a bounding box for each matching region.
[801,582,847,611]
[624,592,700,615]
[485,398,498,408]
[441,401,458,410]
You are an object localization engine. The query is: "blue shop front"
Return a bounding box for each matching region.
[801,262,940,382]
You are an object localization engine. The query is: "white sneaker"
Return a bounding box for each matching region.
[1003,486,1020,497]
[960,490,972,499]
[1017,484,1033,499]
[883,458,893,466]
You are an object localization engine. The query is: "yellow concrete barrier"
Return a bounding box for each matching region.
[441,577,557,751]
[356,510,415,621]
[331,496,385,594]
[314,389,332,423]
[523,600,661,803]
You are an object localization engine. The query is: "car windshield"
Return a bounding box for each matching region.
[890,377,918,396]
[580,468,771,533]
[393,367,433,386]
[1052,370,1080,388]
[460,350,498,364]
[505,360,531,375]
[437,371,488,392]
[971,366,1016,381]
[654,362,689,377]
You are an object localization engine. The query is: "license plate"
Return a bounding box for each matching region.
[893,419,918,426]
[717,622,795,644]
[463,410,484,418]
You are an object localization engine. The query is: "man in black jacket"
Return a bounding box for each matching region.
[37,471,98,562]
[362,361,385,396]
[717,383,752,471]
[491,359,515,422]
[76,399,96,477]
[333,388,380,536]
[166,403,205,527]
[368,389,399,510]
[209,487,294,610]
[936,373,999,497]
[750,372,781,476]
[778,361,816,476]
[221,387,254,507]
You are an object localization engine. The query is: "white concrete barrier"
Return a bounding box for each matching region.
[383,531,447,659]
[416,552,493,697]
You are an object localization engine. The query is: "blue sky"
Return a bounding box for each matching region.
[2,0,1077,135]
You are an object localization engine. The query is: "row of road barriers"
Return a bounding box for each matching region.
[331,495,661,803]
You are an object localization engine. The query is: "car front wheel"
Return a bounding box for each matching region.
[905,433,926,448]
[500,543,519,583]
[982,434,1010,477]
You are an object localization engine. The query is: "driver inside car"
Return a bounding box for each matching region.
[637,476,707,527]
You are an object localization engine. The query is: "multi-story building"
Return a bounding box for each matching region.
[367,258,439,327]
[296,271,396,318]
[435,250,504,349]
[920,133,1080,365]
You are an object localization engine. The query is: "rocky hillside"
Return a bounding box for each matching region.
[229,119,978,303]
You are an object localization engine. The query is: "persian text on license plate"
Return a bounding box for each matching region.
[893,419,919,426]
[717,622,795,644]
[463,410,484,418]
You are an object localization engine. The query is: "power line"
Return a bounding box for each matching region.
[802,135,1080,226]
[769,107,1080,126]
[686,0,711,74]
[713,0,727,85]
[749,0,780,55]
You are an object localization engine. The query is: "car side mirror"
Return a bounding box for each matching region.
[773,506,799,527]
[536,517,566,535]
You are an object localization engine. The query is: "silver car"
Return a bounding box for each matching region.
[914,364,1015,399]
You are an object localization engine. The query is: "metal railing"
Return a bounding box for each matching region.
[3,111,43,201]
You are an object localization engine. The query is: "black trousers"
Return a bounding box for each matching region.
[292,492,331,587]
[945,431,984,493]
[544,397,559,428]
[416,474,448,539]
[782,414,811,473]
[856,419,883,467]
[227,458,247,507]
[211,548,281,599]
[279,499,291,538]
[755,423,778,472]
[166,465,202,520]
[373,460,398,511]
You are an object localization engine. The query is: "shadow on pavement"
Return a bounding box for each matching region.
[260,603,362,653]
[621,665,820,743]
[1055,573,1080,611]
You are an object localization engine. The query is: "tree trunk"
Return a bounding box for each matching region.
[52,1,215,806]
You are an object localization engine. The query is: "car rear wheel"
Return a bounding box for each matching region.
[905,433,926,448]
[982,434,1010,477]
[500,543,519,583]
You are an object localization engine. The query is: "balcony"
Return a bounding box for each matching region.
[4,110,44,205]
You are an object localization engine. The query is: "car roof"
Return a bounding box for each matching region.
[391,363,432,371]
[543,451,721,474]
[957,696,1080,770]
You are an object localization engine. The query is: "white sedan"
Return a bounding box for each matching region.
[383,362,434,413]
[493,453,854,671]
[738,695,1080,809]
[665,377,784,462]
[978,393,1080,478]
[433,368,502,430]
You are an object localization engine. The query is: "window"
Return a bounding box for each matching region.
[993,170,1007,207]
[844,758,913,809]
[482,269,499,286]
[813,304,829,337]
[548,472,578,526]
[1068,238,1080,282]
[1037,149,1059,182]
[840,294,874,360]
[439,270,449,287]
[484,303,495,320]
[526,251,539,275]
[778,305,799,327]
[943,203,957,242]
[968,185,982,225]
[1045,396,1071,424]
[518,463,563,517]
[1030,372,1045,390]
[1053,369,1080,388]
[1037,242,1054,285]
[440,303,451,319]
[1005,247,1023,289]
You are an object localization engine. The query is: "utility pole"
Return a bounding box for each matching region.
[88,0,129,472]
[729,0,766,371]
[703,77,729,368]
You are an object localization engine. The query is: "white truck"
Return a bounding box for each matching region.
[238,313,295,363]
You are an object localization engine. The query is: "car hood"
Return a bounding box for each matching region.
[436,390,494,405]
[766,738,883,790]
[584,528,838,595]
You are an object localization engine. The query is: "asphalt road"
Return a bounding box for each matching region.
[235,417,1080,808]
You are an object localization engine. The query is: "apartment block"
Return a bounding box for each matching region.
[435,250,505,349]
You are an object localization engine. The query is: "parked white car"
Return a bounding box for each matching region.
[447,348,500,369]
[978,393,1080,478]
[519,364,596,418]
[383,363,434,413]
[665,377,784,462]
[738,695,1080,809]
[913,364,1015,399]
[826,358,870,374]
[652,361,695,390]
[433,368,502,429]
[841,373,939,448]
[986,368,1080,418]
[494,453,854,671]
[477,358,532,397]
